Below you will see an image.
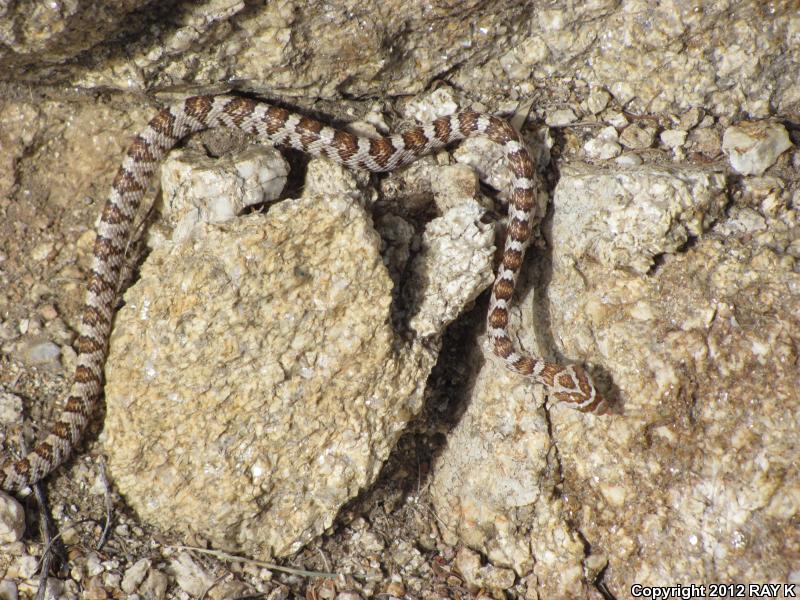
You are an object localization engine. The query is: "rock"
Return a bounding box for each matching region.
[0,580,18,600]
[101,186,443,558]
[584,89,611,115]
[168,552,215,597]
[615,153,643,167]
[584,126,622,160]
[430,347,595,598]
[619,122,656,149]
[546,236,800,595]
[121,558,151,594]
[405,200,495,338]
[546,108,577,127]
[678,107,704,130]
[431,153,798,597]
[688,126,722,157]
[160,145,289,242]
[722,121,793,176]
[660,129,688,149]
[0,392,23,426]
[550,165,727,274]
[430,164,479,214]
[0,492,25,543]
[14,338,61,366]
[584,138,622,160]
[140,568,168,600]
[454,548,516,591]
[404,87,460,123]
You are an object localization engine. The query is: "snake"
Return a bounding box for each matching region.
[0,95,608,492]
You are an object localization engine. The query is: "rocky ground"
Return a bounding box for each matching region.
[1,1,798,598]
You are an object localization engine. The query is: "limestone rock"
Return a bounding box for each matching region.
[722,121,793,176]
[551,165,727,274]
[406,202,495,339]
[430,345,596,599]
[160,145,289,242]
[102,191,437,558]
[0,491,25,544]
[430,165,799,597]
[584,126,622,160]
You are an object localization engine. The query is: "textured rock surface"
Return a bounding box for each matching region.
[160,145,289,241]
[430,161,800,597]
[0,491,25,543]
[102,193,436,558]
[406,201,495,338]
[3,2,799,116]
[551,165,728,274]
[3,0,800,597]
[722,121,794,176]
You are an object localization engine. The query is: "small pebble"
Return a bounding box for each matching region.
[0,492,25,543]
[616,153,643,167]
[121,558,151,594]
[678,107,703,130]
[38,304,58,320]
[585,89,611,114]
[661,129,688,148]
[0,392,23,426]
[546,108,577,127]
[17,339,61,366]
[620,123,656,149]
[585,138,622,160]
[0,580,18,600]
[722,121,793,176]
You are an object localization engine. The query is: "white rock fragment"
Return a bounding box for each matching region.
[545,108,577,127]
[302,156,363,200]
[585,136,622,160]
[7,555,38,580]
[661,129,688,148]
[404,86,459,122]
[85,551,104,576]
[140,568,169,599]
[585,125,623,160]
[0,580,18,600]
[169,552,216,597]
[160,146,289,241]
[615,153,643,167]
[619,123,656,149]
[0,492,25,543]
[121,558,151,594]
[585,88,611,114]
[31,242,54,261]
[678,107,704,130]
[16,339,61,366]
[605,111,629,129]
[406,200,495,338]
[552,165,727,273]
[455,547,516,591]
[714,206,767,236]
[0,392,23,426]
[722,121,793,176]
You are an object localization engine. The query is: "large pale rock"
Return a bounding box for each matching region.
[102,194,436,558]
[430,163,800,597]
[102,146,497,557]
[6,2,798,116]
[551,165,727,274]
